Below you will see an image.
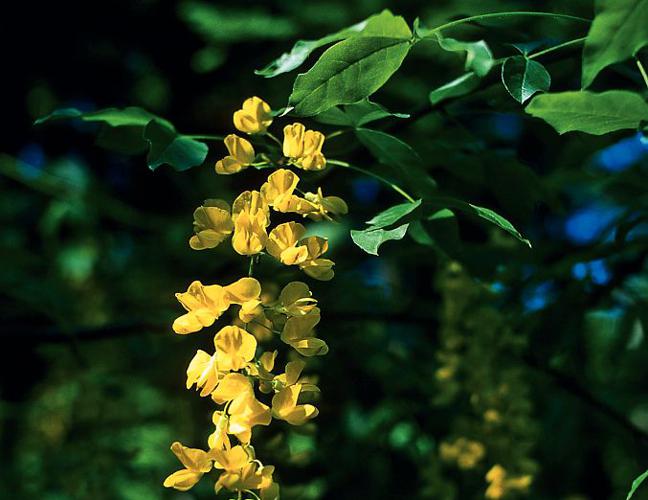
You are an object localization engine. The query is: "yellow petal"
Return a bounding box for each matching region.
[214,325,258,371]
[190,202,233,248]
[215,156,245,175]
[279,245,309,266]
[211,445,251,472]
[266,222,306,261]
[282,122,305,158]
[260,168,299,206]
[233,96,273,134]
[300,258,335,281]
[279,281,317,316]
[281,308,321,343]
[272,384,319,425]
[239,299,263,323]
[163,469,203,491]
[232,211,268,256]
[232,190,269,221]
[224,277,262,304]
[224,134,255,164]
[186,349,221,396]
[211,372,252,404]
[170,441,212,472]
[288,337,329,357]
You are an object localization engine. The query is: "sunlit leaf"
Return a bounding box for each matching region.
[144,120,209,172]
[429,72,481,105]
[435,35,494,77]
[315,98,409,127]
[627,469,648,500]
[350,223,409,255]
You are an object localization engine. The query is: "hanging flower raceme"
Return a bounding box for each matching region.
[165,95,346,499]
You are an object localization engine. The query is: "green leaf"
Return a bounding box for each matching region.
[288,12,412,116]
[355,128,437,198]
[426,197,531,247]
[501,56,551,104]
[35,106,168,128]
[315,98,408,127]
[144,120,209,171]
[525,90,648,135]
[256,9,404,78]
[436,35,494,77]
[350,223,410,255]
[627,469,648,500]
[366,199,422,228]
[429,72,481,105]
[582,0,648,88]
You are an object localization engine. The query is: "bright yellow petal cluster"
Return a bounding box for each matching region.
[172,277,262,334]
[233,96,273,134]
[215,134,255,175]
[168,95,347,498]
[283,122,326,170]
[485,465,533,499]
[266,222,335,280]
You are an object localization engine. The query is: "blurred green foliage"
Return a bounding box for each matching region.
[2,0,648,499]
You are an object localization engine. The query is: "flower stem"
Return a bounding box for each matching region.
[186,134,224,141]
[248,256,255,277]
[328,159,416,203]
[636,58,648,90]
[528,37,587,59]
[265,131,283,148]
[326,129,348,140]
[245,490,262,500]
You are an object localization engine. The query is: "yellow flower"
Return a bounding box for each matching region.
[215,134,255,175]
[260,168,316,214]
[298,236,335,281]
[303,187,348,221]
[186,349,221,397]
[227,390,272,444]
[163,441,212,491]
[173,277,262,334]
[212,446,278,499]
[272,383,319,425]
[266,222,309,265]
[485,465,533,499]
[440,437,485,470]
[211,372,253,404]
[214,325,258,371]
[233,96,273,134]
[280,307,328,356]
[282,122,326,171]
[189,199,233,250]
[232,190,270,256]
[279,281,318,316]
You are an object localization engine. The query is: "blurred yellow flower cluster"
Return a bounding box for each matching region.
[440,437,485,470]
[164,97,346,498]
[485,465,532,499]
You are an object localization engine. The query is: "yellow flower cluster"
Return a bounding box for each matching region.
[164,97,346,498]
[440,437,485,470]
[485,465,532,499]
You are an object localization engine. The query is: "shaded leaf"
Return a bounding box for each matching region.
[526,90,648,135]
[436,35,494,77]
[350,223,409,255]
[144,120,209,172]
[429,72,481,105]
[627,469,648,500]
[315,98,409,127]
[582,0,648,88]
[35,106,168,128]
[501,56,551,104]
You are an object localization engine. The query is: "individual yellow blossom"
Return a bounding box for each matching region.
[298,236,335,281]
[485,465,533,499]
[440,437,485,470]
[266,221,309,265]
[186,349,221,397]
[163,441,213,491]
[261,169,316,214]
[210,372,252,404]
[189,199,233,250]
[173,277,262,334]
[280,307,328,356]
[227,391,272,443]
[484,409,501,424]
[272,383,319,425]
[212,446,278,499]
[232,190,270,256]
[233,96,273,134]
[214,325,257,371]
[303,187,348,221]
[239,299,264,323]
[283,122,326,171]
[272,359,319,393]
[278,281,317,316]
[215,134,255,175]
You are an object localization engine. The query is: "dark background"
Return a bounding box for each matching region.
[2,0,648,499]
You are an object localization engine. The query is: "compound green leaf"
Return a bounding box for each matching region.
[526,90,648,135]
[501,56,551,103]
[582,0,648,88]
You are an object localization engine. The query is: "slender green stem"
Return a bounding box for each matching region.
[635,58,648,90]
[326,129,348,140]
[186,134,224,141]
[328,159,416,203]
[248,256,255,277]
[528,37,587,59]
[427,11,589,35]
[244,490,262,500]
[265,131,283,148]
